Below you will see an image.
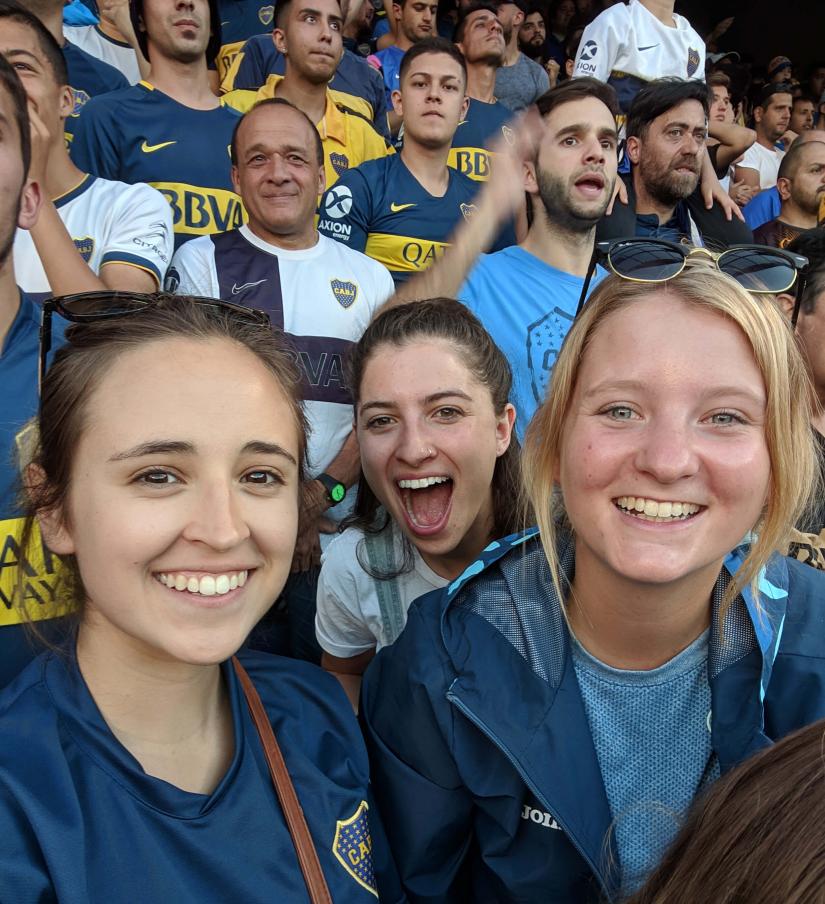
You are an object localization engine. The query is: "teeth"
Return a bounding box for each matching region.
[397,476,451,490]
[157,570,249,596]
[615,497,700,521]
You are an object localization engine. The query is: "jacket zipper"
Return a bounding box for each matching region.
[446,689,611,900]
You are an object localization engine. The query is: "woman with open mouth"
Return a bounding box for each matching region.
[0,295,399,903]
[315,299,523,708]
[362,267,825,902]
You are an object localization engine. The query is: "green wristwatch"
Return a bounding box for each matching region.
[316,472,347,507]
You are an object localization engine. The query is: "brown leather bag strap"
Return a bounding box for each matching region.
[232,657,333,904]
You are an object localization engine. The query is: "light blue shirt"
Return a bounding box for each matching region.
[571,629,718,895]
[459,246,605,440]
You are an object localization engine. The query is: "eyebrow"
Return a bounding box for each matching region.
[4,49,40,64]
[407,69,460,81]
[664,120,707,132]
[108,440,298,465]
[359,389,474,414]
[555,122,618,140]
[245,141,308,156]
[582,379,765,405]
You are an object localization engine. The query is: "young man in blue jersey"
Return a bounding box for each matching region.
[70,0,244,248]
[0,55,68,688]
[166,98,394,661]
[318,37,496,283]
[1,4,173,295]
[213,0,280,83]
[451,2,514,184]
[223,0,390,187]
[25,0,129,139]
[373,0,436,129]
[391,77,618,439]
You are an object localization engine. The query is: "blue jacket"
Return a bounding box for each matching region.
[0,647,404,902]
[362,530,825,903]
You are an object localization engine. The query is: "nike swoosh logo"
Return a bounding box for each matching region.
[141,140,177,154]
[637,44,659,52]
[390,202,416,213]
[231,279,268,294]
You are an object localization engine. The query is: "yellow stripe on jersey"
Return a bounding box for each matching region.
[365,233,449,274]
[448,147,496,182]
[0,517,67,626]
[151,183,246,236]
[216,40,246,86]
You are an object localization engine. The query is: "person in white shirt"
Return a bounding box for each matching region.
[63,0,145,86]
[316,299,522,708]
[2,6,172,296]
[736,83,793,192]
[572,0,705,116]
[168,97,394,662]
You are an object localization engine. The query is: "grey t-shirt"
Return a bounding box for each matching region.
[494,53,550,112]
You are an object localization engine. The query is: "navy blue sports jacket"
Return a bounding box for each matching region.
[362,530,825,902]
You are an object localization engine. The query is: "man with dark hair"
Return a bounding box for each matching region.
[0,55,65,689]
[790,94,816,136]
[735,83,793,192]
[373,0,437,109]
[70,0,243,248]
[493,0,548,112]
[20,0,129,139]
[705,69,755,202]
[0,4,172,296]
[390,77,619,438]
[451,2,514,187]
[753,141,825,248]
[223,0,390,188]
[318,37,484,283]
[167,98,393,661]
[218,24,389,141]
[599,77,752,245]
[517,5,545,62]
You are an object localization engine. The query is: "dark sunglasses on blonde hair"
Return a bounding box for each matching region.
[576,238,809,323]
[39,291,271,392]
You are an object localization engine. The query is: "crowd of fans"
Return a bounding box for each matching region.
[2,0,825,901]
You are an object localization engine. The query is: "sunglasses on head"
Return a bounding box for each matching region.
[576,238,809,323]
[39,291,271,393]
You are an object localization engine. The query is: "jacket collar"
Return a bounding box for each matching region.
[439,530,790,894]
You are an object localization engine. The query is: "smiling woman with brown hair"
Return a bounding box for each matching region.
[0,294,400,904]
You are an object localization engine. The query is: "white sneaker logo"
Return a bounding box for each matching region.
[231,279,268,294]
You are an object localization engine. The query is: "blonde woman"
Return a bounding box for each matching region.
[362,266,825,903]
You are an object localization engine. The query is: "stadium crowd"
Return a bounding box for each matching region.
[2,0,825,901]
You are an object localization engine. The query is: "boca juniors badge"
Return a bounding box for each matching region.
[330,152,350,176]
[72,236,95,263]
[687,48,700,78]
[460,202,477,221]
[259,5,275,25]
[333,801,378,896]
[330,278,358,308]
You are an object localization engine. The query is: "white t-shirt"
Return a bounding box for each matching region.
[63,24,142,84]
[738,141,785,190]
[14,174,174,294]
[168,227,395,525]
[315,521,448,656]
[574,0,705,111]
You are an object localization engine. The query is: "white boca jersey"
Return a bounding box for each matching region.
[167,226,395,526]
[14,174,174,295]
[63,24,142,84]
[573,0,705,113]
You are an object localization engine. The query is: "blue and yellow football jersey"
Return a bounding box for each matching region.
[215,0,276,84]
[69,82,243,248]
[317,154,480,284]
[62,40,128,142]
[448,97,513,182]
